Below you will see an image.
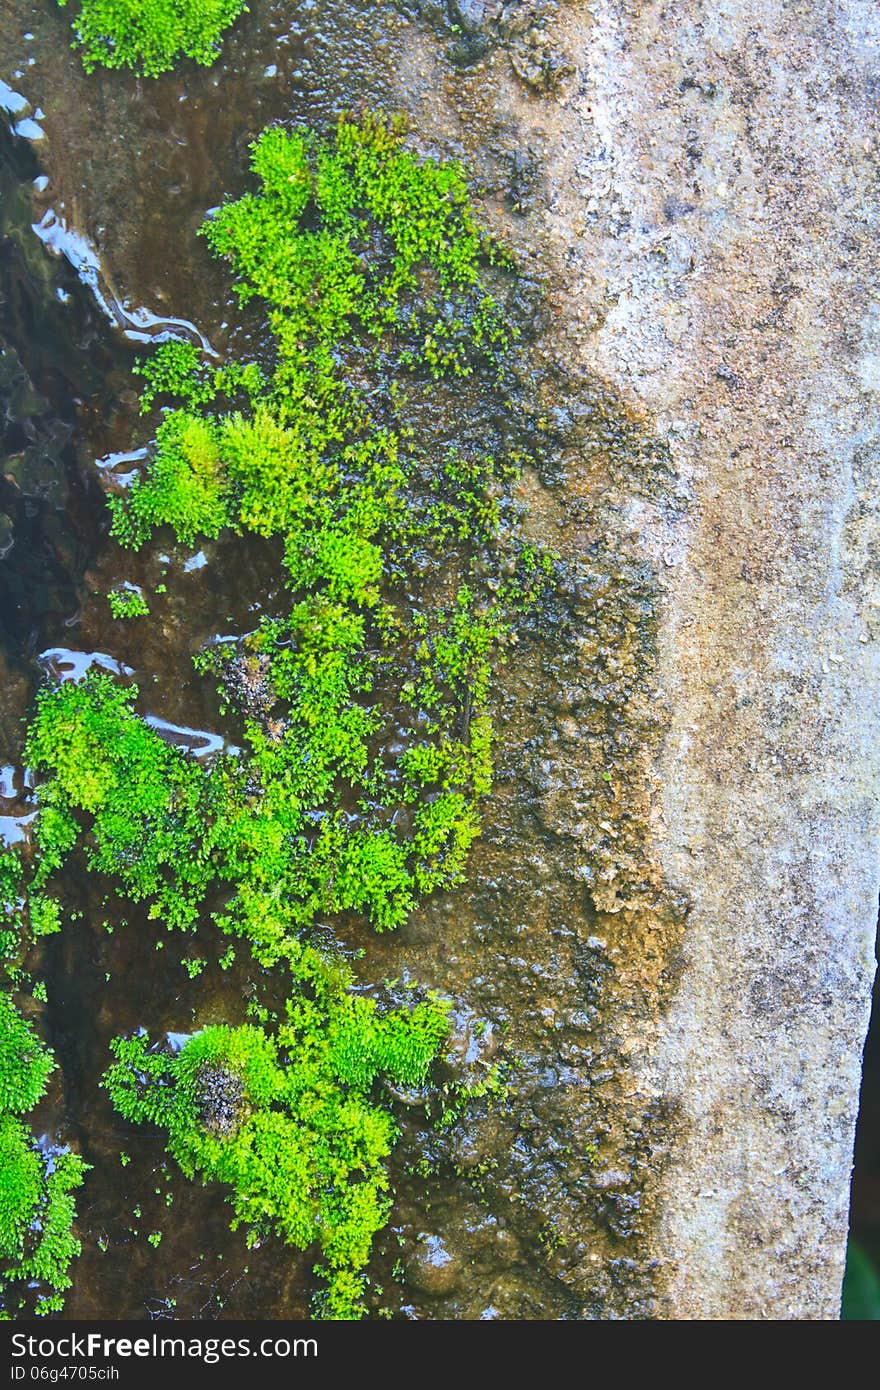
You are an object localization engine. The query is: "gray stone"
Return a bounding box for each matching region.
[522,0,880,1319]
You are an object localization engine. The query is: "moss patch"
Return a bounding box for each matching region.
[19,114,550,1317]
[0,979,87,1315]
[57,0,247,77]
[104,994,450,1318]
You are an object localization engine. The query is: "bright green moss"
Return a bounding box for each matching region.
[109,411,230,549]
[107,584,149,620]
[201,113,510,380]
[0,1117,42,1270]
[0,850,23,962]
[24,115,551,1318]
[28,675,218,930]
[0,994,87,1316]
[104,990,450,1318]
[57,0,247,77]
[27,896,62,939]
[0,1114,87,1315]
[0,993,54,1116]
[95,115,550,942]
[0,858,84,1315]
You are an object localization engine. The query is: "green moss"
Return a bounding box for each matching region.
[23,115,550,1318]
[26,117,550,966]
[57,0,247,77]
[0,850,23,963]
[0,994,54,1115]
[107,584,150,620]
[0,800,94,1316]
[95,115,550,942]
[27,675,217,930]
[0,995,87,1315]
[109,412,230,548]
[104,989,450,1318]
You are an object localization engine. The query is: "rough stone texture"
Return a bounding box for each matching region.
[527,0,880,1318]
[388,0,879,1317]
[1,0,877,1321]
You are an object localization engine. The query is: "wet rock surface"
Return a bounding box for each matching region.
[0,0,875,1322]
[404,1234,461,1296]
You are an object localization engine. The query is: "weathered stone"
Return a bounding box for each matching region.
[514,0,880,1319]
[2,0,875,1324]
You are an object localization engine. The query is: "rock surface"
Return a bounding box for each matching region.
[521,0,880,1318]
[388,0,879,1320]
[1,0,876,1321]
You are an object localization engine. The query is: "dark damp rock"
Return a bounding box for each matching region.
[398,0,512,67]
[481,1271,553,1317]
[449,0,488,32]
[383,1079,432,1107]
[193,1064,246,1139]
[446,0,494,66]
[447,33,491,67]
[405,1234,462,1295]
